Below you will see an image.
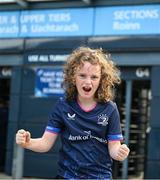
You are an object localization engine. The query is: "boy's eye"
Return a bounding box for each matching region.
[91,75,99,79]
[79,74,86,78]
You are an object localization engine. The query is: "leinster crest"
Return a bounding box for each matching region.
[97,114,108,126]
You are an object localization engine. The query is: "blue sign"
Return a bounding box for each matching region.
[20,8,93,37]
[35,68,64,97]
[94,5,160,35]
[0,11,19,38]
[0,5,160,37]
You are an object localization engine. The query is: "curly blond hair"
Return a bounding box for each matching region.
[63,46,121,103]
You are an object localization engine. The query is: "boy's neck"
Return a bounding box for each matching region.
[77,97,97,111]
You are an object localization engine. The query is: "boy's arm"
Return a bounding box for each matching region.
[16,129,58,153]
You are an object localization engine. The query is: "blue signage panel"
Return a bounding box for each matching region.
[94,5,160,35]
[0,5,160,38]
[35,68,64,97]
[0,11,19,38]
[20,8,93,37]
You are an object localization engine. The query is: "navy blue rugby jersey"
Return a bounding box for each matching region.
[45,97,123,179]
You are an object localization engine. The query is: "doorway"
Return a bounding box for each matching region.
[113,80,151,179]
[0,67,11,172]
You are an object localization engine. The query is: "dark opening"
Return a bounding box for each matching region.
[0,78,10,172]
[113,80,151,179]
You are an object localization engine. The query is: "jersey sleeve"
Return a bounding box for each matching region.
[106,103,123,141]
[45,98,64,134]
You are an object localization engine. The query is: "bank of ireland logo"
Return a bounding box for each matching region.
[97,114,108,126]
[67,113,76,120]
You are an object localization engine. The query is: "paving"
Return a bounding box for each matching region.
[0,173,11,179]
[0,172,144,180]
[0,173,49,180]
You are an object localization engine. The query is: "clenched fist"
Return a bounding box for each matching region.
[116,144,130,161]
[16,129,31,148]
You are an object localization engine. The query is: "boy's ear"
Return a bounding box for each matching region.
[72,79,76,85]
[72,75,76,84]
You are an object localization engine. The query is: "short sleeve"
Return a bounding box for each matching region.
[45,98,64,134]
[107,103,123,141]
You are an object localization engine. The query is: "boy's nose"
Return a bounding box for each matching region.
[85,77,91,84]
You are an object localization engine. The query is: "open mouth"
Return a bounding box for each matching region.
[82,86,92,92]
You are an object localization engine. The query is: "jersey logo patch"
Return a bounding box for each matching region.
[67,113,76,120]
[97,114,108,126]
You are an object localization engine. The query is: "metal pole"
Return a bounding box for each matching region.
[11,68,24,180]
[12,139,24,180]
[121,80,132,179]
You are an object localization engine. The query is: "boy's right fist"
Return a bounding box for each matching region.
[16,129,31,148]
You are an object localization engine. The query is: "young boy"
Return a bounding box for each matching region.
[16,46,129,179]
